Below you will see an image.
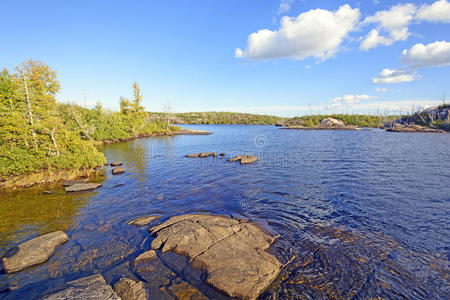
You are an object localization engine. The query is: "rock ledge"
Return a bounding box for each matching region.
[149,214,281,299]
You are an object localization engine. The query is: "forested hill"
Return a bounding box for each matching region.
[149,111,400,127]
[149,112,286,125]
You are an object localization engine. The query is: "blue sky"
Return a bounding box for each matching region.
[1,0,449,116]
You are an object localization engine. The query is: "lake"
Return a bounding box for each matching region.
[1,125,449,299]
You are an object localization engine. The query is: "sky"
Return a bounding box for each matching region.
[1,0,449,117]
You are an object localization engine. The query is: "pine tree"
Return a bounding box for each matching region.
[120,96,131,115]
[131,81,144,113]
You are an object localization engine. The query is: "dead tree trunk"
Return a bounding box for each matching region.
[70,106,93,140]
[44,127,60,156]
[21,70,38,150]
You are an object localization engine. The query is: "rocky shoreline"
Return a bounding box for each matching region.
[383,105,449,133]
[100,129,211,144]
[1,214,282,300]
[0,129,211,190]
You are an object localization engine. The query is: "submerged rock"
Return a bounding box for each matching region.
[135,250,157,264]
[42,274,120,300]
[127,215,160,226]
[186,152,218,158]
[168,277,208,300]
[228,155,258,164]
[113,278,148,300]
[65,183,102,192]
[62,179,89,187]
[110,161,123,167]
[112,167,125,175]
[149,214,281,299]
[1,231,68,273]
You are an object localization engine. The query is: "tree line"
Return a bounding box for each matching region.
[0,59,174,180]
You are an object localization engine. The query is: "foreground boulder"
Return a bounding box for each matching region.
[42,274,120,300]
[149,214,281,299]
[112,167,125,175]
[186,152,218,158]
[1,231,68,273]
[228,155,258,164]
[127,215,160,226]
[65,183,102,192]
[113,278,148,300]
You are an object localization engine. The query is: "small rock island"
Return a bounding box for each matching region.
[280,117,362,130]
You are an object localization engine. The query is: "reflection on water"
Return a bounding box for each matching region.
[0,125,449,299]
[0,186,95,256]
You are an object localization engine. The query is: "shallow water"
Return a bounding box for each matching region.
[0,125,449,299]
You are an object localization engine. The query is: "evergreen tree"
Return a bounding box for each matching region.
[120,96,131,115]
[131,81,144,113]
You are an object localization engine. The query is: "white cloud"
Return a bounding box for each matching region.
[278,0,295,15]
[360,3,416,50]
[376,87,389,92]
[401,40,450,67]
[372,68,417,84]
[235,5,360,61]
[331,94,378,105]
[360,29,394,50]
[416,0,450,23]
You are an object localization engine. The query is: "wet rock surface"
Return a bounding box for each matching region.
[110,161,123,167]
[65,183,102,192]
[228,155,258,164]
[149,214,281,299]
[1,231,68,273]
[167,278,208,300]
[185,152,218,158]
[135,250,157,264]
[62,179,88,187]
[42,274,120,300]
[113,278,149,300]
[128,215,160,227]
[112,167,125,175]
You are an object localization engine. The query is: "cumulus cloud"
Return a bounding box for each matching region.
[360,3,416,50]
[360,29,393,50]
[401,40,450,67]
[372,68,417,84]
[235,5,360,61]
[416,0,450,23]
